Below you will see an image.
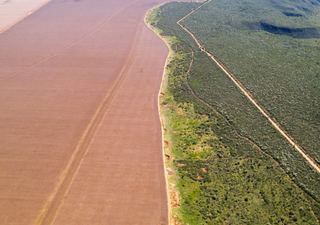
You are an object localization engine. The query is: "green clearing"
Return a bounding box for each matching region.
[146,0,320,224]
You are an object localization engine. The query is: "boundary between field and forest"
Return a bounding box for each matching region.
[145,3,179,223]
[146,0,320,223]
[176,0,320,175]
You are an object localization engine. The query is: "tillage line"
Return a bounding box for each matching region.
[35,1,144,224]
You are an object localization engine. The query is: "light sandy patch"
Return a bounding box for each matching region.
[0,0,51,33]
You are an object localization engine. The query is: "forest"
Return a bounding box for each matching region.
[146,0,320,224]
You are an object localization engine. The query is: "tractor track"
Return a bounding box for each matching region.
[36,4,145,224]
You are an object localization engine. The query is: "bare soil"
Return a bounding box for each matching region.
[0,0,191,224]
[164,140,171,148]
[0,0,50,33]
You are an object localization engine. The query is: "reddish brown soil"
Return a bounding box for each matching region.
[0,0,51,33]
[0,0,190,224]
[164,140,170,148]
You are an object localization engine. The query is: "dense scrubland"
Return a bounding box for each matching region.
[182,0,320,164]
[147,0,320,224]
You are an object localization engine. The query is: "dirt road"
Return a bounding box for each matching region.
[0,0,190,224]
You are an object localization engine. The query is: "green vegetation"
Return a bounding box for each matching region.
[146,0,320,224]
[182,0,320,164]
[158,40,320,224]
[187,51,320,203]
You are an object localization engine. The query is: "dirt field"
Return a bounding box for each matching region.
[0,0,50,32]
[0,0,189,224]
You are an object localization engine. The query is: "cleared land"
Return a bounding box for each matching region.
[0,0,190,224]
[0,0,50,32]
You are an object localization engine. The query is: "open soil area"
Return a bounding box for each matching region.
[0,0,50,32]
[0,0,189,224]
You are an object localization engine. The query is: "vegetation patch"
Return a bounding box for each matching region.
[245,22,320,38]
[260,22,319,38]
[282,12,304,17]
[181,0,320,165]
[146,0,320,224]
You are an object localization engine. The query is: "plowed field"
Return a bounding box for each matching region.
[0,0,189,224]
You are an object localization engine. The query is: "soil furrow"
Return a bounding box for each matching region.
[36,19,145,225]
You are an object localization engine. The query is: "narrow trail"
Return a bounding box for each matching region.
[36,10,145,225]
[177,0,320,174]
[185,49,220,116]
